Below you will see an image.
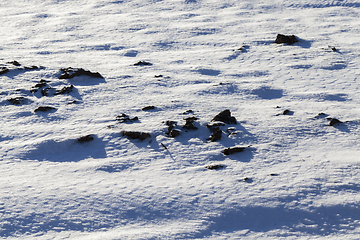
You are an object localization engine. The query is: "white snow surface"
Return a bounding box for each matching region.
[1,0,360,239]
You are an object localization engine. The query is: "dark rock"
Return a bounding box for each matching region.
[116,114,139,123]
[211,109,237,124]
[166,120,177,133]
[331,47,337,52]
[205,164,224,170]
[169,129,181,138]
[122,131,151,141]
[41,87,52,96]
[59,67,104,79]
[283,109,290,115]
[183,117,198,130]
[68,100,77,104]
[183,110,194,114]
[133,61,152,66]
[0,67,9,75]
[329,118,343,126]
[154,75,163,78]
[24,65,42,70]
[142,106,155,111]
[274,34,298,45]
[223,147,246,155]
[34,106,56,112]
[206,122,225,132]
[270,173,279,176]
[315,112,327,118]
[7,97,24,105]
[55,85,74,95]
[7,60,21,66]
[208,128,222,142]
[243,177,253,182]
[78,135,94,143]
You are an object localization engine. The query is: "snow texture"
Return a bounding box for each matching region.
[1,0,360,239]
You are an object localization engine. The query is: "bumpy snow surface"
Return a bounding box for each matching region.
[1,0,360,239]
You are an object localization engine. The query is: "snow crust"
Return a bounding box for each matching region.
[1,0,360,239]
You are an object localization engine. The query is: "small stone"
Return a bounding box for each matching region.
[7,97,24,105]
[122,131,151,141]
[205,164,224,170]
[154,75,163,78]
[329,118,343,126]
[208,129,222,142]
[142,106,155,111]
[59,67,104,79]
[270,173,279,176]
[78,135,94,143]
[283,109,290,115]
[223,147,246,155]
[34,106,56,112]
[274,34,298,45]
[183,117,198,130]
[0,67,9,75]
[7,60,21,66]
[211,109,237,124]
[169,129,180,138]
[55,85,74,95]
[133,61,152,66]
[116,114,138,123]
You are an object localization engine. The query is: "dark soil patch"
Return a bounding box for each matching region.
[329,118,343,126]
[274,34,298,45]
[7,97,25,105]
[116,114,139,123]
[59,67,104,79]
[133,61,152,66]
[122,131,151,141]
[78,135,94,143]
[223,146,246,155]
[142,106,155,111]
[211,109,237,124]
[34,106,56,112]
[205,164,224,170]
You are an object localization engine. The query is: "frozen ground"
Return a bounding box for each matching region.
[1,0,360,239]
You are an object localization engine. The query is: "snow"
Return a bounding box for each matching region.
[1,0,360,239]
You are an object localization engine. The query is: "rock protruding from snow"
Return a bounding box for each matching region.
[205,164,224,170]
[211,109,237,124]
[223,146,246,155]
[329,118,343,126]
[274,34,298,45]
[78,135,94,143]
[34,106,56,112]
[122,131,151,141]
[59,67,104,79]
[7,97,25,105]
[116,114,139,123]
[182,117,198,130]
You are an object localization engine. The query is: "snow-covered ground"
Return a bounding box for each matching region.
[1,0,360,239]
